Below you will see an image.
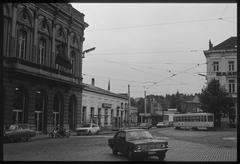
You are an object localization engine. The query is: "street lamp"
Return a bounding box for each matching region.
[198,73,207,77]
[82,47,96,58]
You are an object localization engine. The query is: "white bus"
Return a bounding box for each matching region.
[173,113,214,130]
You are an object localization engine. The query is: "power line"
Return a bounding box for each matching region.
[91,49,204,56]
[86,16,236,32]
[147,63,206,88]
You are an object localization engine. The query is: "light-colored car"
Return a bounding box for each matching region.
[139,123,152,129]
[75,123,100,135]
[156,122,169,128]
[4,124,36,143]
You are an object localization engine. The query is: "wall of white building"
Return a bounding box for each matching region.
[81,89,128,129]
[206,50,237,96]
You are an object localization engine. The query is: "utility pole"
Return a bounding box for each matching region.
[128,84,130,127]
[144,90,146,123]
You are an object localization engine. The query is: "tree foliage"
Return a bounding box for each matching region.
[199,79,234,127]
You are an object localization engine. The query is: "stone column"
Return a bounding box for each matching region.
[10,4,17,57]
[33,8,39,63]
[51,21,56,68]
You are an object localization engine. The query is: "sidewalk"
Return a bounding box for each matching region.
[31,129,116,141]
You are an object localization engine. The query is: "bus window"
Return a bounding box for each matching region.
[203,116,206,122]
[200,116,203,122]
[208,115,213,122]
[194,116,197,122]
[197,116,200,122]
[189,116,192,122]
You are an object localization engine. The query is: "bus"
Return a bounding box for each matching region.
[173,113,214,130]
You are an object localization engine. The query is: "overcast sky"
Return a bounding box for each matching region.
[71,3,237,98]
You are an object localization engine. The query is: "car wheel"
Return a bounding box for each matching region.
[112,146,118,155]
[157,153,165,161]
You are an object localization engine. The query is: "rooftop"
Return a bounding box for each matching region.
[83,83,128,100]
[212,36,237,50]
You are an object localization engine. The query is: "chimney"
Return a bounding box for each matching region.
[108,80,110,91]
[209,40,213,50]
[91,78,95,86]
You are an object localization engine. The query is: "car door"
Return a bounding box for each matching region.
[114,131,123,152]
[118,131,127,153]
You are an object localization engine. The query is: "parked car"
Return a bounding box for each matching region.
[108,129,169,160]
[4,124,36,143]
[139,123,152,129]
[156,122,169,128]
[75,123,100,135]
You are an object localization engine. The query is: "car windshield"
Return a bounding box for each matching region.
[9,125,17,130]
[126,130,153,141]
[82,124,91,127]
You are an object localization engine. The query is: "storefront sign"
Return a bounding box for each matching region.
[216,72,237,76]
[102,103,112,108]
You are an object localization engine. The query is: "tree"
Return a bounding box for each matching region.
[199,79,234,128]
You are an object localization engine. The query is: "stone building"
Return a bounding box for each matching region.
[203,36,237,126]
[3,3,88,133]
[81,79,129,130]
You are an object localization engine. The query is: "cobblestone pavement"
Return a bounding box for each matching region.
[165,139,237,161]
[3,127,237,161]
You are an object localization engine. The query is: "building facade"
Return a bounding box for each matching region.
[81,79,129,130]
[203,37,237,125]
[3,3,88,133]
[180,95,203,113]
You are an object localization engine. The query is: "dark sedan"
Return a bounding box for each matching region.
[108,129,168,160]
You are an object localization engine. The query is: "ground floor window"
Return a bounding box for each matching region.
[82,106,86,123]
[53,112,59,127]
[35,111,43,131]
[104,109,108,125]
[12,109,23,124]
[98,108,101,126]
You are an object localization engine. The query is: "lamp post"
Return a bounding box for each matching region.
[82,47,96,58]
[80,47,96,126]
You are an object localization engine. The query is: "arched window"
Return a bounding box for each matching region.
[70,51,76,75]
[39,38,46,65]
[69,95,77,130]
[53,94,63,127]
[111,109,114,123]
[18,30,27,59]
[13,87,27,124]
[35,90,47,132]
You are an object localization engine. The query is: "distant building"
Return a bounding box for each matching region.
[3,3,88,133]
[82,79,129,130]
[203,36,237,126]
[180,95,203,113]
[163,108,178,125]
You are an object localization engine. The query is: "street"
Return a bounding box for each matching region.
[3,127,237,161]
